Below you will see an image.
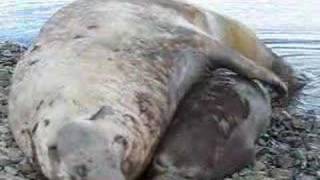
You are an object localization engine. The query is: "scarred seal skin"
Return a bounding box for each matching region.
[146,69,272,180]
[9,0,293,179]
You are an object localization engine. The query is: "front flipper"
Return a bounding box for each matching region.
[205,42,288,96]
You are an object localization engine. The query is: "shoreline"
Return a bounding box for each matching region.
[0,41,319,180]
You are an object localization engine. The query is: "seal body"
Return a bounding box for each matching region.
[9,0,291,179]
[146,69,271,180]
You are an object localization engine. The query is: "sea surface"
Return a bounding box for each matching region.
[0,0,319,116]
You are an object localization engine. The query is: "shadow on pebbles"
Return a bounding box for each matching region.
[0,41,319,180]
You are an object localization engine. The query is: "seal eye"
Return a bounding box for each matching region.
[48,144,60,164]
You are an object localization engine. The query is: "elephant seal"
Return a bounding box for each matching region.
[9,0,289,179]
[146,68,271,180]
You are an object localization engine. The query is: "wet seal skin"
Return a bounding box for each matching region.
[146,68,272,180]
[8,0,295,179]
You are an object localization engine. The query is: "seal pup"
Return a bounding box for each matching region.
[9,0,287,179]
[146,68,272,180]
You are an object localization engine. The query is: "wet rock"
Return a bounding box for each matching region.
[255,161,267,171]
[16,159,34,174]
[4,166,19,175]
[238,106,320,179]
[291,150,306,161]
[1,50,13,58]
[0,155,12,167]
[0,69,11,87]
[0,174,26,180]
[275,154,294,168]
[269,168,292,179]
[257,138,268,146]
[301,175,317,180]
[293,173,318,180]
[291,118,305,130]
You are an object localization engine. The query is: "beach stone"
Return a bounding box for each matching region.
[294,174,317,180]
[291,118,305,130]
[4,166,19,175]
[1,50,13,58]
[0,174,25,180]
[291,150,306,161]
[275,154,294,168]
[269,168,292,179]
[0,155,11,167]
[0,70,10,87]
[255,161,267,171]
[16,159,34,173]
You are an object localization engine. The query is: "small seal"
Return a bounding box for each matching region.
[146,68,272,180]
[9,0,292,179]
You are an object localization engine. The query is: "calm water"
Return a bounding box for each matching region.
[0,0,319,115]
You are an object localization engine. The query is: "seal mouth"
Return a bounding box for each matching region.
[54,121,126,180]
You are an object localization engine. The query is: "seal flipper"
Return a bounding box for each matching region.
[205,42,288,96]
[205,11,300,97]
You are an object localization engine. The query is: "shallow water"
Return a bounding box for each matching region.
[0,0,319,115]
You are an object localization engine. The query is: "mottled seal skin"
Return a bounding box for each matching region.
[146,69,271,180]
[9,0,290,180]
[207,12,302,97]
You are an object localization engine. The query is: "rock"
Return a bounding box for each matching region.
[0,174,25,180]
[0,155,12,167]
[255,161,267,171]
[4,166,19,175]
[16,159,34,174]
[269,168,292,179]
[275,154,294,168]
[0,148,23,164]
[0,69,10,87]
[303,176,317,180]
[257,138,268,146]
[0,42,25,65]
[291,118,305,130]
[291,150,306,161]
[0,42,44,179]
[293,173,317,180]
[238,168,255,177]
[1,50,13,58]
[283,136,302,147]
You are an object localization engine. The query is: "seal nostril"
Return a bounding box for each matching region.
[153,156,168,172]
[48,145,60,163]
[48,145,57,151]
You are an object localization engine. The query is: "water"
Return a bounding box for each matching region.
[211,0,320,116]
[0,0,70,44]
[0,0,319,115]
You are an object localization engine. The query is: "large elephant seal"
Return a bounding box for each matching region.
[9,0,290,179]
[146,68,271,180]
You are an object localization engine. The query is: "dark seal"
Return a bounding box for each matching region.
[146,68,272,180]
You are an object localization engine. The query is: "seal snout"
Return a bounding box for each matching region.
[55,121,126,180]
